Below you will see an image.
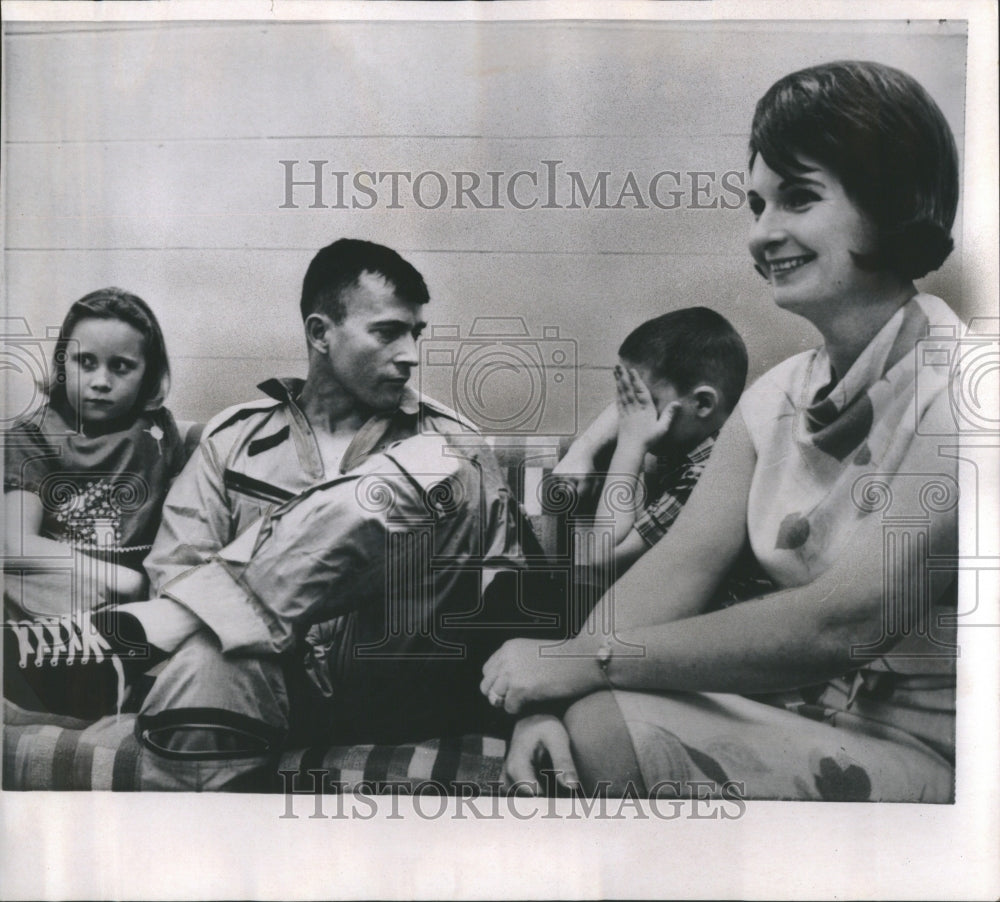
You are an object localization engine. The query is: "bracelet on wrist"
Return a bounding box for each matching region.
[596,643,614,687]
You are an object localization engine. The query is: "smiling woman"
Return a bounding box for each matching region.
[746,158,907,380]
[484,60,964,802]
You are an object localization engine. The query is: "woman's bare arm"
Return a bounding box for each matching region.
[596,527,885,694]
[581,408,757,639]
[577,396,959,693]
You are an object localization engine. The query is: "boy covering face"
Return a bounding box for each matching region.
[554,307,748,576]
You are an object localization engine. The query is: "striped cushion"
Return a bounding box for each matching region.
[3,701,507,793]
[275,734,507,794]
[3,702,143,791]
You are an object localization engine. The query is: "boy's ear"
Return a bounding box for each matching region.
[689,384,720,419]
[305,313,330,352]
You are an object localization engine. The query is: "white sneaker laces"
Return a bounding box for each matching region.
[5,614,127,715]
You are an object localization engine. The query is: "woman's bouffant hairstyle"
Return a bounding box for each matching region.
[48,287,171,413]
[749,60,959,280]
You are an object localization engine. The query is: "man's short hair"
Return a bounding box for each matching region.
[749,60,959,281]
[618,307,748,412]
[300,238,430,322]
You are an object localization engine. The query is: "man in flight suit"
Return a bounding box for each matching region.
[114,238,542,789]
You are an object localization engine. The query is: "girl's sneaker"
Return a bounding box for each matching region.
[3,611,158,719]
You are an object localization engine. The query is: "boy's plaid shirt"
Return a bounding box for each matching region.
[633,432,718,547]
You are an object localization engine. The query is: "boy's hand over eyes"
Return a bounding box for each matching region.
[614,366,679,455]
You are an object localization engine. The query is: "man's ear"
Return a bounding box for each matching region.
[689,384,720,419]
[304,313,330,352]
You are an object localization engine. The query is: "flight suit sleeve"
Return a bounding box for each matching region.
[144,434,236,594]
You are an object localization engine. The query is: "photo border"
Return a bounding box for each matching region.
[1,1,997,899]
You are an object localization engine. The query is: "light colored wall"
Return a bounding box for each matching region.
[3,20,968,430]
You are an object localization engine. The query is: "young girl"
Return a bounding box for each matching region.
[486,61,963,801]
[4,287,189,718]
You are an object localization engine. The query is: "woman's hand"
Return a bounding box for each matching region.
[503,713,580,796]
[481,638,602,715]
[615,365,678,455]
